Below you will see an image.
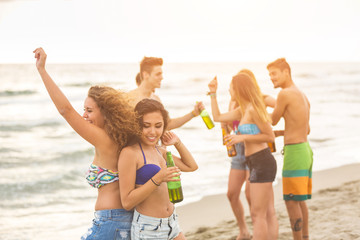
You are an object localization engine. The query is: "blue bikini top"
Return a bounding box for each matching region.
[135,143,162,185]
[237,123,260,135]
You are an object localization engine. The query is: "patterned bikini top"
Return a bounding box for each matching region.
[86,164,119,188]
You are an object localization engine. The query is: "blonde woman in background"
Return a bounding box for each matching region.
[208,73,278,240]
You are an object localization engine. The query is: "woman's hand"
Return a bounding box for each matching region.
[33,47,47,70]
[224,134,245,146]
[161,131,180,146]
[208,76,218,93]
[156,165,181,183]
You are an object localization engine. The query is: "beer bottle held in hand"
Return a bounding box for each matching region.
[200,108,215,129]
[226,142,237,157]
[166,151,183,203]
[222,126,237,157]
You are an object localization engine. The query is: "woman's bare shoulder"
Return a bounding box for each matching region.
[120,143,139,156]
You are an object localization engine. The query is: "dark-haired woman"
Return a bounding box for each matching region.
[118,99,198,240]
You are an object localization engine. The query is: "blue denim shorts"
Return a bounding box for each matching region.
[231,143,249,170]
[131,209,181,240]
[81,209,133,240]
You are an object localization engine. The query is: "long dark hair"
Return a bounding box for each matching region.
[127,98,169,145]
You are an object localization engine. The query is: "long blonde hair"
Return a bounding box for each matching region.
[238,69,262,94]
[232,74,271,123]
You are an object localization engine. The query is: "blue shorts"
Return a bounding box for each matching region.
[131,209,181,240]
[231,143,249,170]
[81,209,133,240]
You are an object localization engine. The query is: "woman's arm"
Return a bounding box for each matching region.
[33,48,108,147]
[118,146,180,210]
[208,76,242,122]
[161,131,198,172]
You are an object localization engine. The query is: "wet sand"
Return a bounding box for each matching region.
[177,163,360,240]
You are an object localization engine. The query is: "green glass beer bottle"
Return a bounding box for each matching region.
[166,151,184,203]
[200,108,215,129]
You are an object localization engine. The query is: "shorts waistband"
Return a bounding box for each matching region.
[245,147,271,160]
[284,141,309,147]
[134,209,176,224]
[94,208,133,218]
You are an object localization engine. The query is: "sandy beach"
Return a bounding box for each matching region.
[178,163,360,240]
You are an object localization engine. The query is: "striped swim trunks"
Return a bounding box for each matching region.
[282,142,313,201]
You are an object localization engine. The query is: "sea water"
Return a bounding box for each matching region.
[1,62,360,239]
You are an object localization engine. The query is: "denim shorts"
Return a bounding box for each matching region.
[231,143,249,170]
[81,209,133,240]
[131,209,181,240]
[245,147,277,183]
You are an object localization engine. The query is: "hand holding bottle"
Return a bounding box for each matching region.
[222,123,237,157]
[155,160,181,184]
[224,134,245,147]
[191,101,204,117]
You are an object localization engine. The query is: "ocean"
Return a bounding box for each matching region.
[1,62,360,239]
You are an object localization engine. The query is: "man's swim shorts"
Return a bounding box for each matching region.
[282,142,313,201]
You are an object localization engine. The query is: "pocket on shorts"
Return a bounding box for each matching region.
[81,218,102,240]
[137,222,162,239]
[141,222,160,231]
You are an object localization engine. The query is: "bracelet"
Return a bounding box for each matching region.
[207,92,216,97]
[151,178,160,186]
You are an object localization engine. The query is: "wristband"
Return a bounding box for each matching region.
[151,178,160,186]
[207,92,217,97]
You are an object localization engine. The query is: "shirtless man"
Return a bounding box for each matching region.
[127,56,203,130]
[267,58,313,240]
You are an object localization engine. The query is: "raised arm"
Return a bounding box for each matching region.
[208,76,242,122]
[33,48,108,147]
[161,131,198,172]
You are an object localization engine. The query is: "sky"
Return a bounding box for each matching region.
[0,0,359,63]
